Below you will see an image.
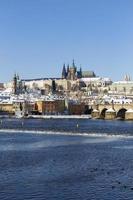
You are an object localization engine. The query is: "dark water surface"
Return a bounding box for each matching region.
[0,119,133,200]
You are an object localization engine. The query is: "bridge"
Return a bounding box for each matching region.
[91,103,133,120]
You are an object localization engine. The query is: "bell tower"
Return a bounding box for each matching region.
[13,73,17,94]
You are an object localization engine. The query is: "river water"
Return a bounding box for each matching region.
[0,118,133,200]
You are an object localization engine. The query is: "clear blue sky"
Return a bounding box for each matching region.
[0,0,133,82]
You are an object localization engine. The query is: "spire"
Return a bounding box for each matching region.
[13,73,17,81]
[124,74,129,81]
[62,64,67,79]
[79,66,82,78]
[72,59,77,75]
[14,72,17,78]
[72,59,75,68]
[67,64,69,73]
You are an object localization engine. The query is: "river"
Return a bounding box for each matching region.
[0,118,133,200]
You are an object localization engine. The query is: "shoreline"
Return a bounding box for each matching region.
[0,114,133,121]
[26,114,91,119]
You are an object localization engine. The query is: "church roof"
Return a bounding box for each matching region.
[82,71,96,78]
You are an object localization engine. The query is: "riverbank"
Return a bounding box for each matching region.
[26,114,91,119]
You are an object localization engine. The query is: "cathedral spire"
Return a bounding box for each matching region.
[62,64,67,79]
[72,59,75,68]
[67,64,69,73]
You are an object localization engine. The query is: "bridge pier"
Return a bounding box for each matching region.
[91,109,100,119]
[105,108,116,120]
[125,109,133,120]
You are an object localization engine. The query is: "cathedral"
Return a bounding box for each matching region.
[62,60,82,80]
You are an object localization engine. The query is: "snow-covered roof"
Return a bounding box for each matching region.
[102,77,112,82]
[106,108,116,112]
[93,109,99,112]
[80,77,111,83]
[80,77,101,82]
[126,109,133,113]
[113,81,133,84]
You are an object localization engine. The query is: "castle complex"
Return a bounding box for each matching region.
[3,60,112,97]
[8,60,98,94]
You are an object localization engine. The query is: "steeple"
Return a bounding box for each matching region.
[79,66,82,78]
[67,64,69,74]
[124,74,129,81]
[72,59,77,75]
[62,64,67,79]
[76,65,82,79]
[14,73,17,79]
[72,59,75,68]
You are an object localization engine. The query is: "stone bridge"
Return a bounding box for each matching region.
[91,103,133,120]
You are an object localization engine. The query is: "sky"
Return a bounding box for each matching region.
[0,0,133,82]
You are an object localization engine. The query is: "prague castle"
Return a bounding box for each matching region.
[4,60,111,96]
[14,60,97,93]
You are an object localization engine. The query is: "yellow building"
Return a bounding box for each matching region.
[0,103,14,114]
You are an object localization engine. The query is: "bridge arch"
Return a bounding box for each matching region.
[100,108,107,119]
[116,108,127,119]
